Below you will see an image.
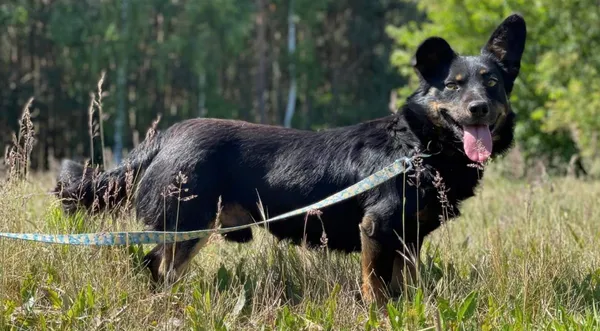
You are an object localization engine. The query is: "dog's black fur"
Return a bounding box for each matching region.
[53,14,526,304]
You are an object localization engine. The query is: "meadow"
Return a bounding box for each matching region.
[2,145,600,331]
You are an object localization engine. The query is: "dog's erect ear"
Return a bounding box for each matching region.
[482,14,527,93]
[412,37,457,83]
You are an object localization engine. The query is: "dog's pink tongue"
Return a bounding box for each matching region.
[463,125,492,163]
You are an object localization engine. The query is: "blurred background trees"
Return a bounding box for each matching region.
[1,0,599,177]
[0,0,414,170]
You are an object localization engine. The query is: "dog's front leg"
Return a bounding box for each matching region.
[359,215,395,306]
[390,245,420,295]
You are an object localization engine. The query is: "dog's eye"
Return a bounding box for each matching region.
[486,78,498,87]
[445,82,459,90]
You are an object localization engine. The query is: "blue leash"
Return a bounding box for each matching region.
[0,155,425,246]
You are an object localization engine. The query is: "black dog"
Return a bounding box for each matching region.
[54,14,526,305]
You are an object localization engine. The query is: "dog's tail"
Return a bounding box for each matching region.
[53,132,163,215]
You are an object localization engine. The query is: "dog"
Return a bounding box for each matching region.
[53,14,526,305]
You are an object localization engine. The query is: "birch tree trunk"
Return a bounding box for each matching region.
[283,0,297,128]
[114,0,129,165]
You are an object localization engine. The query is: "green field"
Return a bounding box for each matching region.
[2,161,600,330]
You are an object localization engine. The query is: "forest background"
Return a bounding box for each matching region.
[1,0,598,177]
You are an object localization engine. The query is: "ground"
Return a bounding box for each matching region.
[1,160,600,330]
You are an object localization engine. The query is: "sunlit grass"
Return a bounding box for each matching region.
[2,163,600,330]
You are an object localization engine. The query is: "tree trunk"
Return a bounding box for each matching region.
[114,0,129,165]
[198,70,207,117]
[303,73,312,130]
[283,0,297,128]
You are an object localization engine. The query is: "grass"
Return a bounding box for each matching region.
[2,163,600,330]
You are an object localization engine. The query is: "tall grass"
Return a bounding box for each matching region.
[2,94,600,330]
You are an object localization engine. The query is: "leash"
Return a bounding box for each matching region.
[0,154,427,246]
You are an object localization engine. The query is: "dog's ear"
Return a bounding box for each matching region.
[482,14,527,93]
[412,37,457,83]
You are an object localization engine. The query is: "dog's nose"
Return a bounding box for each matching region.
[468,101,489,117]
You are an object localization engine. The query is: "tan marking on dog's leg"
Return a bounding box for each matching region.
[218,204,252,227]
[157,236,211,284]
[216,204,255,242]
[156,221,216,284]
[359,216,394,306]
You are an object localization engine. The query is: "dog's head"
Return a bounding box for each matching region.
[410,14,526,163]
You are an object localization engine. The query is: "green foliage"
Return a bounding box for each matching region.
[387,0,600,173]
[1,0,415,169]
[437,290,479,329]
[65,283,96,327]
[47,208,88,234]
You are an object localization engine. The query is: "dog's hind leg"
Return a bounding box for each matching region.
[143,232,212,285]
[140,200,221,285]
[135,152,222,286]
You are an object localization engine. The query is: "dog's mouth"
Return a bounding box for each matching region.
[440,110,493,163]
